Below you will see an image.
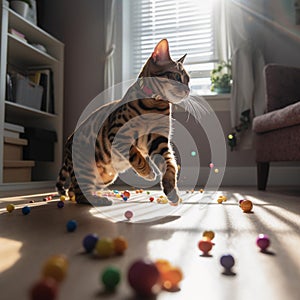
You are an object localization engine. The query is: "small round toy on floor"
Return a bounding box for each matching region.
[82,233,99,253]
[6,203,15,213]
[57,201,64,208]
[220,254,236,275]
[30,277,58,300]
[66,220,77,232]
[198,237,215,256]
[256,234,271,252]
[240,199,253,213]
[22,206,31,215]
[101,266,121,291]
[124,210,133,220]
[128,259,161,297]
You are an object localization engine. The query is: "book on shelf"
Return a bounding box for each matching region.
[27,67,55,114]
[9,28,27,43]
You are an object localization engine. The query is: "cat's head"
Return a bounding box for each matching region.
[138,39,190,103]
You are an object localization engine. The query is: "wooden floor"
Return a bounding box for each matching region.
[0,186,300,300]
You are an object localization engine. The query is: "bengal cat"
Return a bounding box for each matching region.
[56,39,190,206]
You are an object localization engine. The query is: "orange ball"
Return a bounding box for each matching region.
[155,259,172,274]
[161,267,183,290]
[113,236,128,255]
[240,199,253,213]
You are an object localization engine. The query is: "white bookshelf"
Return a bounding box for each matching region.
[0,0,64,191]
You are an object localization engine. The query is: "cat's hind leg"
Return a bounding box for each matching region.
[70,165,112,206]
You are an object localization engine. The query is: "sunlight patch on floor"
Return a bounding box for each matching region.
[0,238,22,273]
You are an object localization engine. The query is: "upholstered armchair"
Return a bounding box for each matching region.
[252,64,300,190]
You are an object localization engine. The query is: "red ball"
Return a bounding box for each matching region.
[149,197,155,202]
[30,278,58,300]
[127,259,161,296]
[198,238,214,255]
[123,190,131,198]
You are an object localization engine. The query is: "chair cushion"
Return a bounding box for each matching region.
[253,101,300,133]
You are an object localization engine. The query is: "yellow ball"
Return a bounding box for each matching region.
[6,204,15,213]
[214,168,219,174]
[95,238,114,257]
[203,230,215,240]
[217,198,223,204]
[42,254,68,283]
[60,195,66,201]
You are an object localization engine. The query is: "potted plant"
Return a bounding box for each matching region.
[210,61,232,94]
[10,0,32,18]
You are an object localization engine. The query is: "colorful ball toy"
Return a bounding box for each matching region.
[256,234,271,252]
[57,201,64,208]
[42,254,69,283]
[113,236,128,255]
[220,254,235,272]
[6,203,15,213]
[22,206,31,215]
[198,237,214,255]
[30,278,58,300]
[127,259,161,297]
[82,234,99,253]
[124,210,133,220]
[66,220,77,232]
[95,238,114,258]
[101,266,121,291]
[240,200,253,213]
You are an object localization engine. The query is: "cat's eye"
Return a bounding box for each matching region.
[175,73,182,82]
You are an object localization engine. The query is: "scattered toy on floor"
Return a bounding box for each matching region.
[66,220,77,232]
[256,234,271,252]
[101,266,121,291]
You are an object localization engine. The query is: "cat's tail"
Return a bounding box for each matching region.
[56,164,69,196]
[56,135,73,196]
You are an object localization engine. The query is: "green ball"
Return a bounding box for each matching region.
[101,266,121,291]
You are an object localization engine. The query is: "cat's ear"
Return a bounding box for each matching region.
[151,39,171,64]
[177,54,187,64]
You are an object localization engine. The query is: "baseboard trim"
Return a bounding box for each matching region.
[179,166,300,186]
[0,181,55,192]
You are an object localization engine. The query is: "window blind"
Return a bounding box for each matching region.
[127,0,220,83]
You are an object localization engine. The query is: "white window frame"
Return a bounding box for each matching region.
[121,0,229,96]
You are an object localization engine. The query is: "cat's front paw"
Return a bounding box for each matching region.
[166,188,180,205]
[90,195,113,206]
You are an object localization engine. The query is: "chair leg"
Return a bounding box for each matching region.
[257,162,270,191]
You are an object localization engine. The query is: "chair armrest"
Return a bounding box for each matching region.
[264,64,300,112]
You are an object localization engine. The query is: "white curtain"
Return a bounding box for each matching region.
[227,0,265,149]
[104,0,116,102]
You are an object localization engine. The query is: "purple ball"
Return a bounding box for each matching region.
[256,234,270,251]
[127,259,160,296]
[220,254,235,270]
[57,201,64,208]
[82,234,99,253]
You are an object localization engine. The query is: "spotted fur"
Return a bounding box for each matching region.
[56,39,190,205]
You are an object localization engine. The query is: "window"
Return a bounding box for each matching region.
[122,0,228,94]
